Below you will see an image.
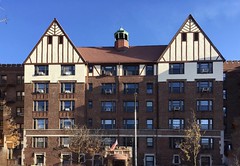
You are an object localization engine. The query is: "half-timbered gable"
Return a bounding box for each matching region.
[24,19,86,83]
[159,15,224,62]
[158,15,225,82]
[24,19,84,64]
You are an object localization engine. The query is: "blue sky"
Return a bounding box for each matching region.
[0,0,240,63]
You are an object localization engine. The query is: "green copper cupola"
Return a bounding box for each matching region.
[114,27,129,50]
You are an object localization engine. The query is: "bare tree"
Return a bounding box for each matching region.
[54,125,104,165]
[179,111,202,166]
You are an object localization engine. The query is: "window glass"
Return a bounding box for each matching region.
[169,63,184,74]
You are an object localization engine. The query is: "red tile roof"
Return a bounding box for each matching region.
[77,45,167,64]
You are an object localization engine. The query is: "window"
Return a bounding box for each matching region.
[223,107,227,117]
[61,65,75,75]
[200,155,211,166]
[35,153,45,165]
[88,83,93,91]
[146,101,153,112]
[124,101,138,112]
[35,65,48,76]
[35,83,49,93]
[223,89,227,99]
[88,65,93,73]
[197,62,213,74]
[0,75,7,84]
[93,154,103,166]
[61,82,75,93]
[102,83,116,94]
[124,83,139,94]
[34,119,48,129]
[60,137,70,147]
[146,119,153,129]
[32,137,48,148]
[169,119,184,129]
[60,100,75,111]
[169,100,184,111]
[16,107,24,116]
[101,65,116,76]
[181,33,187,41]
[201,138,213,149]
[61,153,72,165]
[59,36,63,44]
[123,137,134,146]
[197,119,213,130]
[60,119,74,129]
[223,72,226,81]
[88,119,93,127]
[169,137,184,149]
[197,100,213,111]
[16,91,24,101]
[17,75,24,84]
[123,65,139,76]
[169,63,184,74]
[123,119,138,129]
[48,36,52,44]
[34,101,48,112]
[146,65,154,75]
[101,101,116,112]
[194,32,199,41]
[88,100,93,109]
[172,154,181,165]
[145,155,154,166]
[101,119,116,129]
[147,83,153,94]
[197,81,213,93]
[169,81,184,93]
[146,137,153,147]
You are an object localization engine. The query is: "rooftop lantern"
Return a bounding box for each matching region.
[114,27,129,51]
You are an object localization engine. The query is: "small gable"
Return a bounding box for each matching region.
[159,15,225,62]
[24,19,84,64]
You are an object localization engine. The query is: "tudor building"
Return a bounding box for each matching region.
[0,15,223,166]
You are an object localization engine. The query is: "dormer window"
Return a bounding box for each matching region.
[123,65,139,76]
[35,65,49,76]
[101,65,116,76]
[197,62,213,74]
[61,65,75,75]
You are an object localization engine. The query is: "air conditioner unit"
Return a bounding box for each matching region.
[64,71,72,75]
[173,106,181,111]
[37,71,45,76]
[105,108,112,111]
[201,68,209,73]
[64,90,71,93]
[175,144,180,148]
[64,108,71,111]
[63,144,69,148]
[104,89,112,94]
[37,89,44,93]
[103,71,112,76]
[201,87,210,92]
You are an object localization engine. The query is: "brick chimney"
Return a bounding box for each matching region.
[114,27,129,51]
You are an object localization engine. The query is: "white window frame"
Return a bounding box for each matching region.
[172,154,181,165]
[34,152,46,166]
[61,152,72,166]
[144,154,155,166]
[199,154,212,166]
